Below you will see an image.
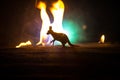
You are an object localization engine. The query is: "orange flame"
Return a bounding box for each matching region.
[16,41,32,48]
[37,0,65,46]
[50,0,65,32]
[99,34,105,43]
[36,1,51,46]
[16,0,66,48]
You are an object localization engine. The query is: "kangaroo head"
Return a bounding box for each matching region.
[47,26,53,35]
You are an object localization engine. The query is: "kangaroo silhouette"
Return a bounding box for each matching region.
[47,26,74,47]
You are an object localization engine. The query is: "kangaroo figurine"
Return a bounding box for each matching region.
[47,26,74,47]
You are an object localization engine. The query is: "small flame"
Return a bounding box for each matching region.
[16,41,32,48]
[37,1,46,9]
[99,34,105,43]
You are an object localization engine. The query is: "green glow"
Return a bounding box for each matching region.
[54,19,86,45]
[63,19,86,43]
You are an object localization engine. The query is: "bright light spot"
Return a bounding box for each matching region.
[16,41,32,48]
[99,34,105,43]
[82,25,87,30]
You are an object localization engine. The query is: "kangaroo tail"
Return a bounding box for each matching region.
[68,40,74,47]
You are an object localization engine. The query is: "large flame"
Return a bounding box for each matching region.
[37,0,65,45]
[99,34,105,43]
[36,1,51,46]
[50,0,65,32]
[16,41,32,48]
[16,0,65,48]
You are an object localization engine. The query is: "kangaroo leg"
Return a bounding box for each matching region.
[49,40,53,45]
[50,39,55,46]
[62,43,65,47]
[52,40,55,46]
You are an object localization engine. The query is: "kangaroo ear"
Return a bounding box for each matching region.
[49,26,52,30]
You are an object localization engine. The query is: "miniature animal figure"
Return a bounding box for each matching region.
[47,26,74,47]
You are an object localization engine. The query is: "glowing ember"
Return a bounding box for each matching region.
[16,41,32,48]
[37,0,66,46]
[99,34,105,44]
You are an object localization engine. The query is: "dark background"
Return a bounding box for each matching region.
[0,0,119,48]
[0,1,120,79]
